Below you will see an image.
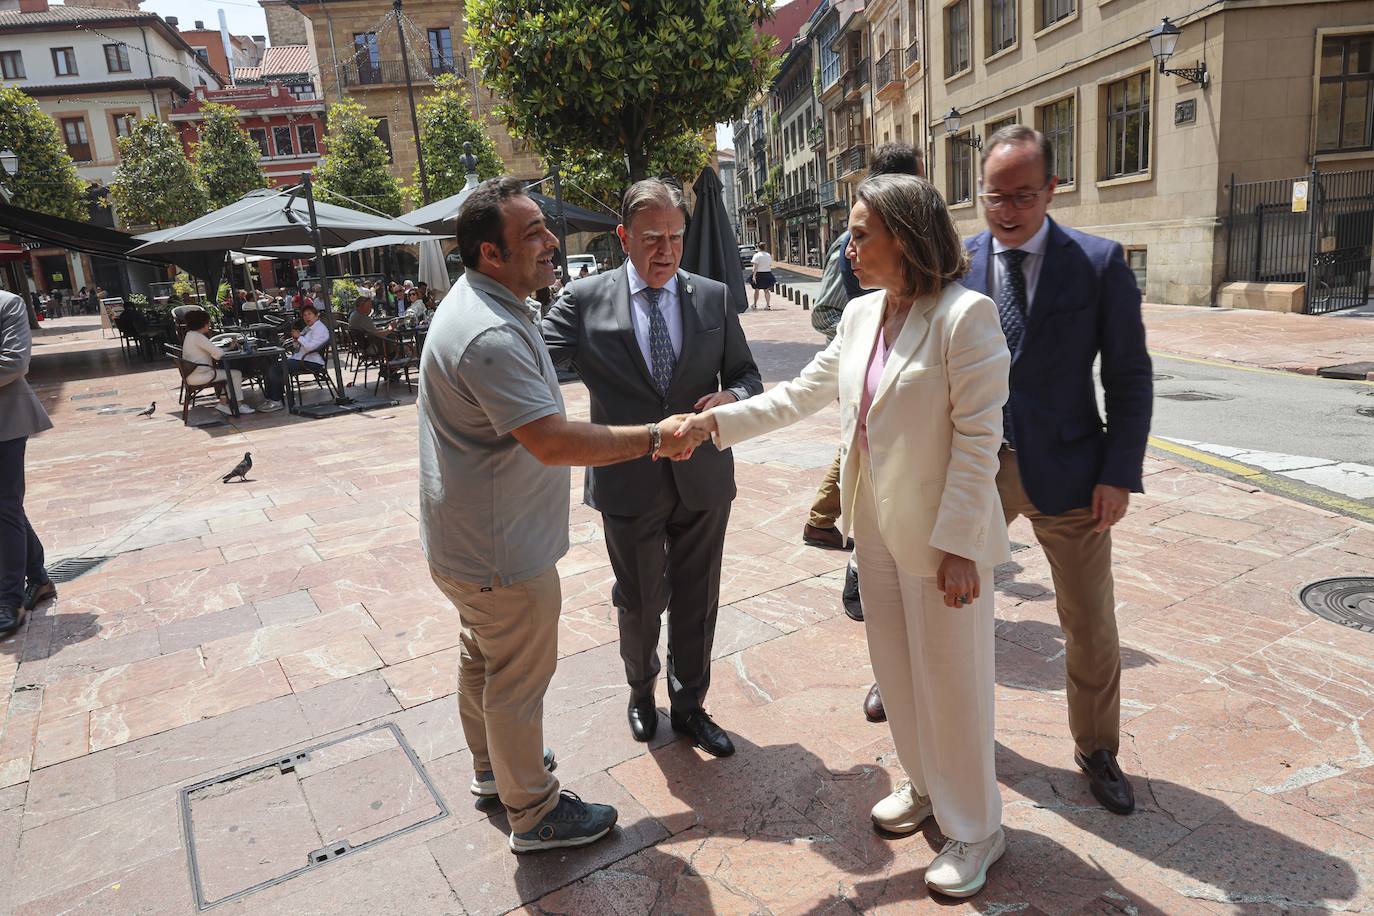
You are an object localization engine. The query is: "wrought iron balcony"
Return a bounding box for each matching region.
[772,187,818,217]
[905,39,921,73]
[875,49,903,100]
[838,144,868,178]
[819,180,838,207]
[809,122,826,151]
[841,58,869,102]
[340,58,463,88]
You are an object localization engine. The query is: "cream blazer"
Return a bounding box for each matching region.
[713,281,1012,577]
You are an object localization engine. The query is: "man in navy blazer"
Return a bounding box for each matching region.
[963,126,1152,815]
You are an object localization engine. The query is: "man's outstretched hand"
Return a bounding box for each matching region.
[655,414,712,460]
[694,391,738,411]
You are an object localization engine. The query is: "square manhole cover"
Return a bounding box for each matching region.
[70,389,118,401]
[180,723,448,909]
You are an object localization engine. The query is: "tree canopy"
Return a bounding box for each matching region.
[413,73,505,203]
[0,87,88,221]
[556,130,712,213]
[467,0,774,181]
[109,116,208,229]
[313,98,404,216]
[193,102,268,208]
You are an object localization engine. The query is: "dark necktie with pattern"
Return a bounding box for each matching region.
[996,248,1029,446]
[644,286,676,395]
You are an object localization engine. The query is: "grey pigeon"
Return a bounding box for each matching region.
[137,401,156,417]
[222,451,252,484]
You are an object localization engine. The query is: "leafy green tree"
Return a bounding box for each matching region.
[556,129,711,213]
[468,0,775,181]
[193,101,267,207]
[414,73,504,202]
[313,98,404,216]
[109,116,208,228]
[0,87,87,220]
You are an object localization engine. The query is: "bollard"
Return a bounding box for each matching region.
[802,293,810,310]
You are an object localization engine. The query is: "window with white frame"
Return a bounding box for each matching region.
[945,0,971,77]
[296,124,318,155]
[1037,95,1074,184]
[1039,0,1075,30]
[272,125,294,157]
[1103,72,1150,178]
[988,0,1015,55]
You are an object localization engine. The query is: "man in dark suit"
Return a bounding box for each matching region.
[543,179,762,757]
[963,126,1153,815]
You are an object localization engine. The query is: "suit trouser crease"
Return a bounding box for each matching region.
[852,458,1001,843]
[602,465,730,715]
[808,450,843,528]
[996,448,1120,757]
[0,437,45,609]
[430,566,561,834]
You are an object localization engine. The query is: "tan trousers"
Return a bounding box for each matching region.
[808,450,843,528]
[853,458,1001,843]
[996,448,1120,757]
[430,565,562,833]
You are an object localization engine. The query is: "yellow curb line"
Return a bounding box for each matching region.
[1148,436,1374,524]
[1151,351,1374,386]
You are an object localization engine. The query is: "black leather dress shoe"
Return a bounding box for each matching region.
[842,565,863,621]
[0,606,26,640]
[628,701,658,742]
[24,580,56,612]
[1075,749,1135,814]
[863,683,885,722]
[671,709,735,757]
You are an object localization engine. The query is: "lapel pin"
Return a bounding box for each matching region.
[685,283,694,294]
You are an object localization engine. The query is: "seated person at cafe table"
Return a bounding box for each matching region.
[264,303,329,405]
[347,294,395,338]
[180,310,279,415]
[404,288,430,322]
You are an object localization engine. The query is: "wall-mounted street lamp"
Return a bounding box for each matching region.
[1149,18,1209,87]
[943,109,982,151]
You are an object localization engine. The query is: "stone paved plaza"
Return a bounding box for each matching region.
[2,307,1372,914]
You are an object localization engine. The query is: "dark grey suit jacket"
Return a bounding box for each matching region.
[542,265,762,515]
[0,290,53,443]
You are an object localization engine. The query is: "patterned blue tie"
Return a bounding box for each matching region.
[997,249,1029,446]
[644,286,676,395]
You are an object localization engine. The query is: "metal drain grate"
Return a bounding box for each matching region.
[1358,407,1374,419]
[1316,362,1374,380]
[46,556,111,583]
[180,723,449,910]
[1152,373,1174,381]
[1299,577,1374,634]
[69,389,118,401]
[1159,391,1232,402]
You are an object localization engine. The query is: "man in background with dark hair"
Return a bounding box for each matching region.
[418,177,707,854]
[804,143,925,725]
[964,125,1152,815]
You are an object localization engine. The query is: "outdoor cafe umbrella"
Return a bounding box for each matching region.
[398,187,619,237]
[681,166,748,314]
[132,180,434,417]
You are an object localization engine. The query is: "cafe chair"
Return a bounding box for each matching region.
[166,345,225,426]
[289,342,341,407]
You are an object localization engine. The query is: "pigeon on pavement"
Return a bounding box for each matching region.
[137,402,156,417]
[222,452,252,483]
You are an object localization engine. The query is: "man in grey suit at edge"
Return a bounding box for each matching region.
[543,179,763,757]
[0,288,57,638]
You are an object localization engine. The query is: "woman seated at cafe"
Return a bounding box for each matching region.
[404,287,429,322]
[179,309,269,415]
[264,303,329,406]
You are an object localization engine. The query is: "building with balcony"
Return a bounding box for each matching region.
[923,0,1373,307]
[297,0,541,189]
[169,82,327,188]
[772,12,825,266]
[866,0,924,171]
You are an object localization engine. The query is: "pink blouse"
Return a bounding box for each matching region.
[858,327,889,452]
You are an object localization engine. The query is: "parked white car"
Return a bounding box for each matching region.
[562,254,600,280]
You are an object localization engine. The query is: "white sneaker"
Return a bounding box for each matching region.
[924,828,1006,898]
[236,402,255,414]
[870,779,933,835]
[214,403,233,416]
[256,400,284,412]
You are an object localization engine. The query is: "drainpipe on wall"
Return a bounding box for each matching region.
[138,25,160,116]
[920,0,932,174]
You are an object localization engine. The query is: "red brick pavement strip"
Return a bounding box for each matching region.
[1,314,1372,913]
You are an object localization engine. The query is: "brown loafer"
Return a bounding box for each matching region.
[803,524,853,550]
[863,683,885,722]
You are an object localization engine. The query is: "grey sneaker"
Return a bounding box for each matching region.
[470,747,556,798]
[509,790,618,854]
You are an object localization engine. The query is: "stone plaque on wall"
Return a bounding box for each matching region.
[1174,100,1197,126]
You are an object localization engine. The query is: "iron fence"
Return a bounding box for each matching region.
[1225,168,1374,314]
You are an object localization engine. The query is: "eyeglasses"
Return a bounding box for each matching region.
[977,184,1049,210]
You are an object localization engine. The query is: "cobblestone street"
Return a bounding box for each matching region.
[2,308,1372,914]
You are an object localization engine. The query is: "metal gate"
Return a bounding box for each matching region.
[1225,168,1374,315]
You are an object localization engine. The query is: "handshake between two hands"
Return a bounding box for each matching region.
[651,391,733,461]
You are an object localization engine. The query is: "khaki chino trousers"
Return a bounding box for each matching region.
[430,566,562,834]
[995,447,1121,757]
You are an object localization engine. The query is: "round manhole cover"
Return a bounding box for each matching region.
[1299,578,1374,633]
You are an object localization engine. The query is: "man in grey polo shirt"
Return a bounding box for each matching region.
[419,177,704,854]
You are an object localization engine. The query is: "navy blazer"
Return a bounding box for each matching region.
[963,218,1153,516]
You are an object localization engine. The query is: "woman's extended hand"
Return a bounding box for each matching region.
[669,410,720,461]
[936,553,980,609]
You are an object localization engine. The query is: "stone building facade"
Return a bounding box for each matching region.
[295,0,542,194]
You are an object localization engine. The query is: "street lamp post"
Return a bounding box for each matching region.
[1148,18,1209,86]
[944,108,982,151]
[393,0,430,205]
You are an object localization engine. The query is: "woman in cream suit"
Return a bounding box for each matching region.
[676,174,1011,898]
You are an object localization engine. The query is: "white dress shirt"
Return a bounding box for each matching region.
[991,216,1051,312]
[294,319,330,366]
[626,259,683,366]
